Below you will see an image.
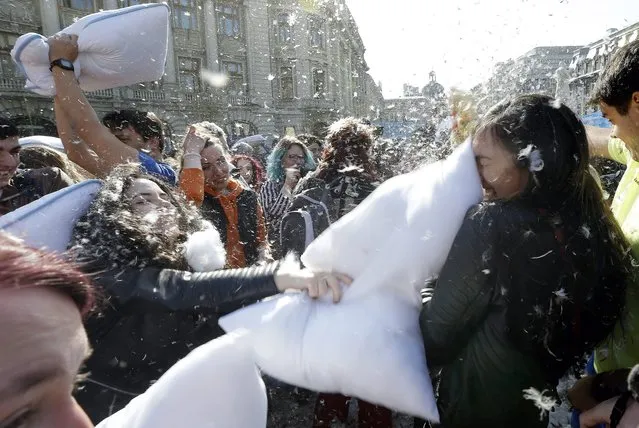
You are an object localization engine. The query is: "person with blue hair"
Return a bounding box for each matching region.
[259,136,315,257]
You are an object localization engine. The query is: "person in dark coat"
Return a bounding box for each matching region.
[69,165,347,424]
[418,95,635,428]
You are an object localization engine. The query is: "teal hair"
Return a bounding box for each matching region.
[266,136,316,182]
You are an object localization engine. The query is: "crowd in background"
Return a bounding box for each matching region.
[3,33,639,428]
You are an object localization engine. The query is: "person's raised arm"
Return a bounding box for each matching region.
[586,125,613,160]
[179,127,207,205]
[48,34,138,173]
[53,97,108,177]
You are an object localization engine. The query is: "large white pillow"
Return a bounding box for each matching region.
[0,179,102,252]
[11,3,169,96]
[220,140,483,421]
[97,330,268,428]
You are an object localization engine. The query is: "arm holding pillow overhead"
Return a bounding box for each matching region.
[419,207,495,366]
[49,34,138,176]
[53,98,107,177]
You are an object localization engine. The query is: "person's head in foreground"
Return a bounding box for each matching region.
[71,164,209,271]
[0,116,20,190]
[474,94,598,205]
[591,40,639,148]
[473,94,633,370]
[0,233,95,428]
[102,110,165,161]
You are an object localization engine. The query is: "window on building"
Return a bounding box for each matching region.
[222,61,246,95]
[63,0,95,10]
[172,0,198,30]
[280,66,294,99]
[275,13,292,44]
[0,53,19,78]
[217,3,241,38]
[309,17,324,49]
[179,57,201,92]
[312,68,326,99]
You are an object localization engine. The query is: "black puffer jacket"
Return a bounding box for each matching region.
[420,201,626,428]
[75,262,280,424]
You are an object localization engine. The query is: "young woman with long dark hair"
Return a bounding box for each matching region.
[418,95,634,427]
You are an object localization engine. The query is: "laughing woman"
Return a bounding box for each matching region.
[419,95,634,428]
[70,164,346,423]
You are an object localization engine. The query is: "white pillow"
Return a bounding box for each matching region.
[0,179,102,252]
[96,330,268,428]
[19,135,65,152]
[220,139,483,421]
[11,3,169,96]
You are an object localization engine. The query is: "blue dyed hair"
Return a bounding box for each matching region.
[266,136,316,182]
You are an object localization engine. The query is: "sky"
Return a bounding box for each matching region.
[344,0,639,98]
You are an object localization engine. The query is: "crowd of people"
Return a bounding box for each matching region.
[2,32,639,428]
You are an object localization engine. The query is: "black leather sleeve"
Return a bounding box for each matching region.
[95,262,281,315]
[419,209,495,367]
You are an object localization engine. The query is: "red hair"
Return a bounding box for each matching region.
[232,154,265,189]
[0,233,95,318]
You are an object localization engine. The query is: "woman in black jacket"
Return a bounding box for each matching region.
[419,95,634,427]
[69,165,345,424]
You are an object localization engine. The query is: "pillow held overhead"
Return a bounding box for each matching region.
[11,3,169,96]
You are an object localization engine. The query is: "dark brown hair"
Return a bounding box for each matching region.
[316,117,378,183]
[0,232,95,318]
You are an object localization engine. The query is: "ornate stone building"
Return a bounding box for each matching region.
[568,22,639,115]
[472,46,580,114]
[0,0,383,143]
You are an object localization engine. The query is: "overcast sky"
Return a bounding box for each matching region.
[345,0,639,98]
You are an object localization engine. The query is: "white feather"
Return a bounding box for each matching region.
[185,223,226,271]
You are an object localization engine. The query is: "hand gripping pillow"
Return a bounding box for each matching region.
[220,140,483,421]
[0,180,102,252]
[97,330,268,428]
[11,3,169,96]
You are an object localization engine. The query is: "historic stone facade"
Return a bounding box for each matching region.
[0,0,383,143]
[568,22,639,115]
[472,46,580,114]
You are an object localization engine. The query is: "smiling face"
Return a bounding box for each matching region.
[473,131,529,200]
[125,178,179,237]
[201,144,231,192]
[0,287,93,428]
[600,98,639,151]
[0,136,20,189]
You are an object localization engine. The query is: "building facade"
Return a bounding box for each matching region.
[568,22,639,115]
[0,0,383,143]
[473,45,580,113]
[377,72,446,140]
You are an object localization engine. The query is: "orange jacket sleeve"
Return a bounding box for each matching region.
[179,168,204,207]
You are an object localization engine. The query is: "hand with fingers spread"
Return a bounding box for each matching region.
[47,33,79,63]
[183,126,208,156]
[274,268,352,303]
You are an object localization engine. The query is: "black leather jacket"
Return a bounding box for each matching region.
[76,262,280,423]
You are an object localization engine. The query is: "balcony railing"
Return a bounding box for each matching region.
[130,89,166,101]
[228,95,250,106]
[86,88,114,98]
[0,77,26,90]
